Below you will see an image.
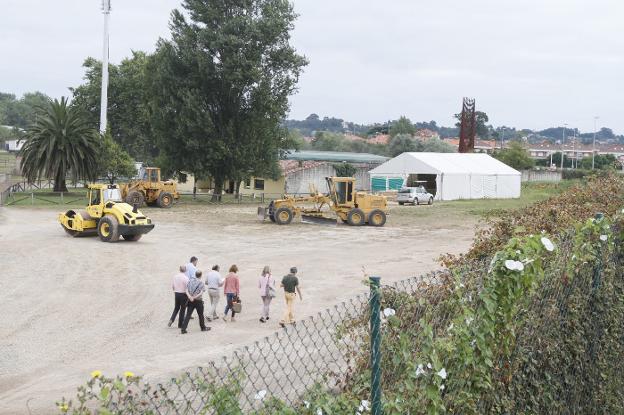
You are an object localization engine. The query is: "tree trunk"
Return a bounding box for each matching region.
[211,176,223,202]
[193,174,197,200]
[54,169,68,192]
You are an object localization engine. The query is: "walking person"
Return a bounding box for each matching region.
[258,266,276,323]
[185,256,199,280]
[168,265,189,328]
[223,265,240,322]
[181,270,211,334]
[279,267,303,328]
[205,265,224,321]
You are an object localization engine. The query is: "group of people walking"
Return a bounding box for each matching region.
[169,257,303,334]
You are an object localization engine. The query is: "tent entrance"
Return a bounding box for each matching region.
[407,174,437,196]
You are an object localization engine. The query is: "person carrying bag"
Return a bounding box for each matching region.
[258,265,276,323]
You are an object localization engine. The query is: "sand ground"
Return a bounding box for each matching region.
[0,204,476,414]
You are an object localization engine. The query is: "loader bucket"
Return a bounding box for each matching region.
[301,215,337,226]
[257,206,268,221]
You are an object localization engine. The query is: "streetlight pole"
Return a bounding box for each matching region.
[592,116,599,169]
[99,0,112,135]
[500,127,505,150]
[560,123,567,170]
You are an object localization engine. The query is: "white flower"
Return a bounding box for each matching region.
[254,390,267,400]
[470,339,476,347]
[515,250,521,254]
[600,234,608,242]
[437,368,447,380]
[383,308,396,317]
[465,317,473,325]
[427,363,432,369]
[459,282,465,288]
[317,409,323,415]
[439,384,445,391]
[447,323,454,332]
[504,259,524,272]
[541,237,555,252]
[304,401,310,409]
[415,364,426,377]
[358,400,371,412]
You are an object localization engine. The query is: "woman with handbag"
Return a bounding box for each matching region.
[258,265,276,323]
[223,265,241,322]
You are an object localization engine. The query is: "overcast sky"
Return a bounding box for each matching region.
[1,0,623,133]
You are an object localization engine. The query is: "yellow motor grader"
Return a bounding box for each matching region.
[258,177,388,226]
[58,184,155,242]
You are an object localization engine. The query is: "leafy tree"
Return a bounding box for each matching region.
[388,133,418,157]
[578,153,617,170]
[98,130,137,184]
[420,138,456,153]
[147,0,307,200]
[493,141,535,170]
[332,162,357,177]
[0,91,51,128]
[454,110,490,138]
[311,132,350,152]
[389,116,416,137]
[71,52,155,161]
[19,97,100,192]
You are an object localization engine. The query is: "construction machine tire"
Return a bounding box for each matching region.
[98,216,120,242]
[122,234,142,241]
[367,209,387,227]
[125,191,145,207]
[274,207,293,225]
[268,201,276,222]
[157,192,174,208]
[347,208,366,226]
[398,202,404,206]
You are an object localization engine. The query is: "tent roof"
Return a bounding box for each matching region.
[369,152,521,176]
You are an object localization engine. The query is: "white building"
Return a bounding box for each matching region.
[369,152,521,200]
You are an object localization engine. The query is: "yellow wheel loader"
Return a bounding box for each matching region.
[120,167,179,208]
[258,177,388,227]
[58,184,155,242]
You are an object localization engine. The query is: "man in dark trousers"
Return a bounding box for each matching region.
[181,270,211,334]
[168,265,189,328]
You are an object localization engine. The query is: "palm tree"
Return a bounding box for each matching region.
[20,97,100,192]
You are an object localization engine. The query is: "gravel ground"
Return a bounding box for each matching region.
[0,204,476,414]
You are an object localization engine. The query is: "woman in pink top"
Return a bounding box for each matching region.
[223,264,240,322]
[258,265,276,323]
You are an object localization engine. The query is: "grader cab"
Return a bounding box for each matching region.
[258,177,387,226]
[120,167,179,208]
[58,184,155,242]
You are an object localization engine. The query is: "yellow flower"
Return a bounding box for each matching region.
[124,371,135,378]
[57,402,69,413]
[91,370,102,379]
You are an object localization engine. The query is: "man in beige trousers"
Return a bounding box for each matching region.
[279,267,302,328]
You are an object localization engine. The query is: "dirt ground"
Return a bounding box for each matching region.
[0,204,477,414]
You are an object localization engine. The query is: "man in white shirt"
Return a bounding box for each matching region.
[186,256,198,280]
[205,265,224,321]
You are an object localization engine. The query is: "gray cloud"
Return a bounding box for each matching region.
[1,0,622,132]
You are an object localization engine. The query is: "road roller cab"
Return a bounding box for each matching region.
[58,184,155,242]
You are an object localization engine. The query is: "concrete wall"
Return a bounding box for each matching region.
[284,164,373,195]
[521,170,562,182]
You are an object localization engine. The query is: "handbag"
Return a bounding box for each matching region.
[232,297,242,313]
[268,286,277,298]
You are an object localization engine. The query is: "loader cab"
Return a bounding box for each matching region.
[326,177,356,207]
[144,168,161,184]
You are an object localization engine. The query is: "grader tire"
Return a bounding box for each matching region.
[122,234,142,241]
[125,191,145,207]
[367,209,387,227]
[157,192,174,208]
[98,216,120,242]
[347,208,366,226]
[274,207,293,225]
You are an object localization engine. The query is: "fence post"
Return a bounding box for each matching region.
[31,192,34,205]
[369,276,382,415]
[60,192,64,205]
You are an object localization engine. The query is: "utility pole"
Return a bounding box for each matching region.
[99,0,112,135]
[572,129,576,168]
[560,123,567,170]
[500,127,506,149]
[592,116,600,169]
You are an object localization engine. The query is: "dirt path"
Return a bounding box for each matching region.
[0,204,476,414]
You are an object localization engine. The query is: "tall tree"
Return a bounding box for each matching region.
[71,52,155,161]
[147,0,307,200]
[19,97,100,192]
[389,116,416,137]
[98,130,137,184]
[0,91,51,128]
[388,133,418,157]
[493,141,535,170]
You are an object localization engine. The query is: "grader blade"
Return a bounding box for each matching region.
[301,215,337,226]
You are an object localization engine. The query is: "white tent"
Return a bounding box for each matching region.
[369,152,521,200]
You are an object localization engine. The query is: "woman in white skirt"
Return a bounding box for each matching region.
[258,265,276,323]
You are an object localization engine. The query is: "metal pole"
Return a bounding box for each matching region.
[99,1,111,134]
[369,276,382,415]
[592,116,599,170]
[560,124,566,170]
